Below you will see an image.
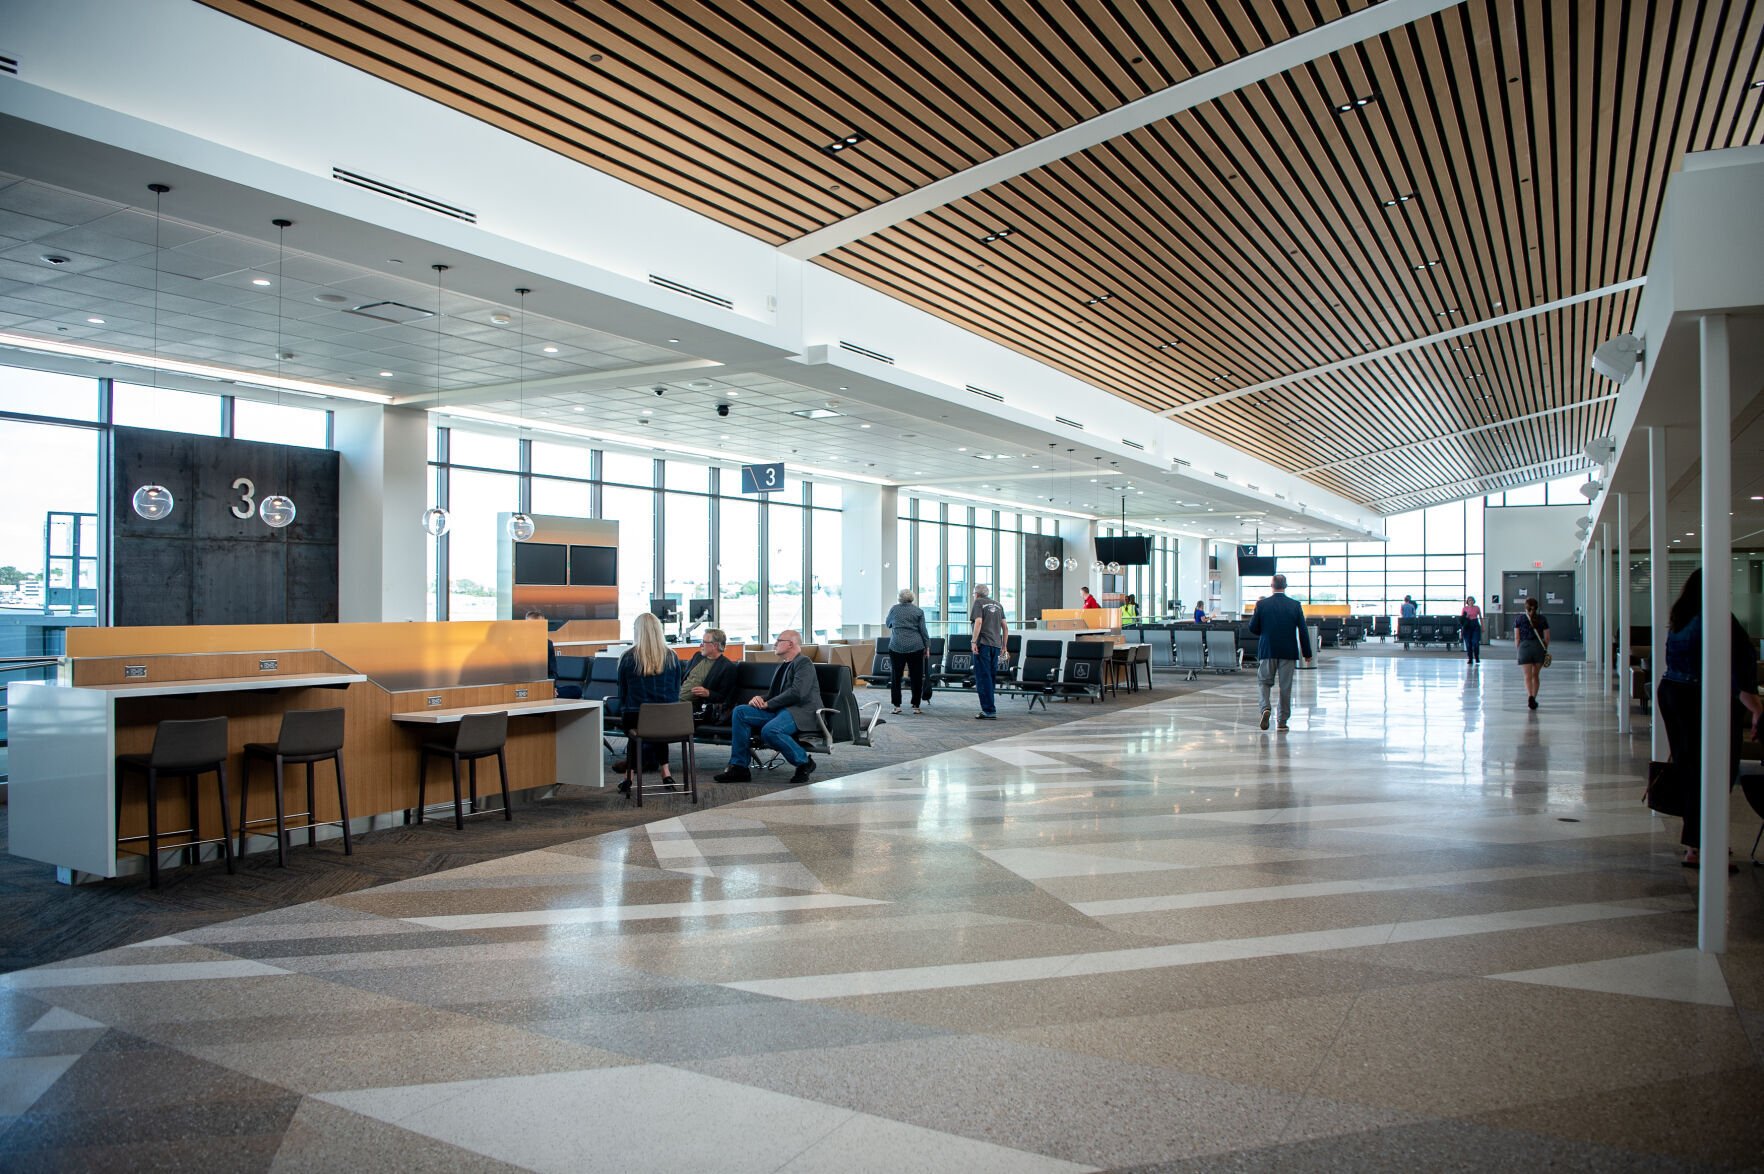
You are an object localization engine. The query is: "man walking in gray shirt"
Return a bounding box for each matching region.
[1248,574,1313,732]
[970,584,1009,719]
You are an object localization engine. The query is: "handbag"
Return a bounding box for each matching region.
[1644,760,1686,817]
[1542,650,1553,669]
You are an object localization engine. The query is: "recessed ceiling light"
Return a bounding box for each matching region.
[377,370,394,378]
[720,433,730,439]
[823,131,867,154]
[1752,495,1763,501]
[979,227,1017,244]
[641,408,653,415]
[1084,293,1114,306]
[957,447,968,452]
[728,391,740,397]
[1435,309,1459,318]
[1155,341,1180,350]
[1380,192,1418,208]
[792,408,841,419]
[313,293,348,304]
[666,338,679,343]
[1411,259,1442,270]
[1334,92,1379,113]
[573,406,585,413]
[85,317,104,324]
[543,345,559,353]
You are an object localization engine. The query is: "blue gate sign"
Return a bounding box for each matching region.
[740,462,786,494]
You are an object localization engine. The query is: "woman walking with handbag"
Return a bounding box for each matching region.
[1656,569,1764,869]
[1514,596,1550,709]
[1462,596,1483,665]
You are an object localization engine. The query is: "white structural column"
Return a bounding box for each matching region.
[1616,494,1631,732]
[1600,527,1613,690]
[1584,541,1598,673]
[1648,427,1670,759]
[1699,315,1732,953]
[839,484,900,634]
[333,403,430,622]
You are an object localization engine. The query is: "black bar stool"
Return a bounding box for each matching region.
[115,716,235,889]
[417,711,510,829]
[238,707,350,866]
[633,701,698,807]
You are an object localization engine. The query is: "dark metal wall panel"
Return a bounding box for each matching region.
[111,428,341,626]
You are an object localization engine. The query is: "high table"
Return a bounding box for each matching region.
[7,672,365,880]
[391,697,603,789]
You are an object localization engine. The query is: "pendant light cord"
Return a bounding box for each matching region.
[432,264,448,416]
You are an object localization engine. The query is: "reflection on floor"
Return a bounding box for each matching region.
[3,653,1761,1171]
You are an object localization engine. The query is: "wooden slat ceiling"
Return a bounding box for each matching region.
[198,0,1764,510]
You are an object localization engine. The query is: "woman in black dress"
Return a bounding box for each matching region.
[1514,596,1549,710]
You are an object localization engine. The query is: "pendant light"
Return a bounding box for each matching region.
[257,218,298,529]
[1061,448,1078,573]
[130,183,176,521]
[420,263,452,538]
[505,286,536,543]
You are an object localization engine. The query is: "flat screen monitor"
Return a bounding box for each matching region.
[513,542,568,586]
[688,598,715,623]
[568,544,618,587]
[1238,555,1278,576]
[1094,535,1153,565]
[649,597,680,621]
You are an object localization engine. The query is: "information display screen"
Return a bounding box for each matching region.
[514,542,568,585]
[569,545,618,586]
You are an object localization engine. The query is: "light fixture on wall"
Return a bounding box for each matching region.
[257,217,298,529]
[130,183,176,521]
[1589,334,1644,385]
[506,286,536,543]
[420,263,452,538]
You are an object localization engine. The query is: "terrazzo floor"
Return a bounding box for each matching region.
[3,652,1762,1171]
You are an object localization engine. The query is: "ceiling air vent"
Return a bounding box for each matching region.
[0,53,19,76]
[1121,438,1145,451]
[1170,457,1192,468]
[332,167,476,223]
[649,274,734,310]
[1054,415,1084,430]
[1213,471,1230,480]
[839,341,895,365]
[966,385,1003,402]
[347,301,434,325]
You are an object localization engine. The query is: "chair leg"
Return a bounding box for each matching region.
[687,740,698,804]
[416,750,428,824]
[450,754,465,830]
[145,767,160,890]
[634,738,644,808]
[468,757,479,815]
[237,755,251,861]
[185,774,200,869]
[273,756,289,867]
[306,761,317,847]
[335,753,354,855]
[496,748,511,820]
[215,763,235,875]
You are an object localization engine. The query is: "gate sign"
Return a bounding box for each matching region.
[740,462,786,494]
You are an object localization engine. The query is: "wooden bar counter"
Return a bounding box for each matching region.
[5,621,603,881]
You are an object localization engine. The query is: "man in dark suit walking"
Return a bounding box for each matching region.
[1248,574,1313,732]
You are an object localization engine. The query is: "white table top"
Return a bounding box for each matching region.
[7,673,367,700]
[391,698,604,724]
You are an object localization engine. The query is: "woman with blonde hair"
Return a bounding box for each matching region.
[615,611,684,795]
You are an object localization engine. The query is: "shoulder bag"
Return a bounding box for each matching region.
[1644,760,1686,817]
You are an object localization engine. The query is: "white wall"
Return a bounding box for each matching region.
[1483,504,1585,615]
[333,404,428,622]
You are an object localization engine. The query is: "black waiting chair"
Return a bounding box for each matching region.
[116,715,235,889]
[553,655,590,700]
[1062,641,1108,702]
[937,633,975,690]
[1011,639,1062,710]
[632,701,698,807]
[861,637,894,688]
[238,707,350,867]
[417,711,510,829]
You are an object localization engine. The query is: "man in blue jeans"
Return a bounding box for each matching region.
[970,583,1009,719]
[713,629,821,785]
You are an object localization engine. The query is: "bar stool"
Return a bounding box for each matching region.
[115,716,235,889]
[417,711,510,829]
[632,701,698,807]
[238,707,350,866]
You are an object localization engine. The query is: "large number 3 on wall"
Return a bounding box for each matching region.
[231,477,256,520]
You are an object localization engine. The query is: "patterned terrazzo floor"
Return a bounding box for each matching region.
[2,652,1761,1171]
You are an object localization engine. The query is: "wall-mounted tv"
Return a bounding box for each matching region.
[1094,535,1153,565]
[514,542,569,586]
[1238,555,1278,577]
[569,544,618,587]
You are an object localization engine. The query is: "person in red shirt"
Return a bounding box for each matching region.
[1080,586,1100,609]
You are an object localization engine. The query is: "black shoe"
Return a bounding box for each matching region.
[789,757,816,785]
[1528,696,1538,710]
[713,766,753,784]
[616,778,632,795]
[1259,707,1271,731]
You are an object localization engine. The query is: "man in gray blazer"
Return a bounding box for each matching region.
[714,629,821,785]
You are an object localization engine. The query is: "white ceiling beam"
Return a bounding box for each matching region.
[779,0,1468,259]
[1296,395,1618,475]
[1165,278,1647,416]
[1366,458,1596,509]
